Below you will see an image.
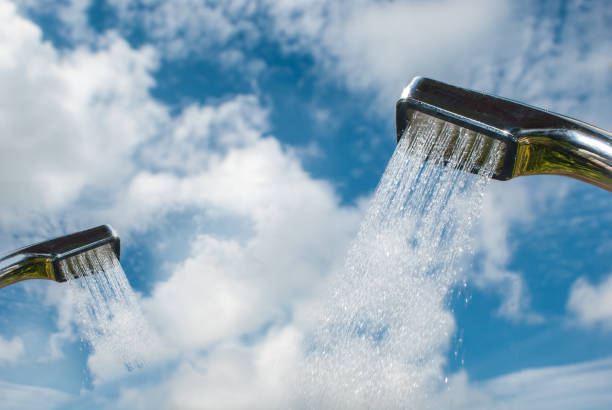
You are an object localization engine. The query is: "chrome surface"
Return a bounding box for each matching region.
[0,225,120,289]
[396,77,612,191]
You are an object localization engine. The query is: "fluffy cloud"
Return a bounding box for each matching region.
[100,0,514,104]
[471,174,577,323]
[115,326,302,409]
[471,180,547,323]
[264,0,513,103]
[141,137,361,351]
[19,1,610,127]
[567,273,612,330]
[0,335,25,365]
[474,181,534,321]
[0,0,362,392]
[103,0,609,125]
[13,0,95,43]
[0,0,163,237]
[3,0,361,236]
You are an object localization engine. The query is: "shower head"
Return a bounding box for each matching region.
[396,77,612,191]
[0,225,120,290]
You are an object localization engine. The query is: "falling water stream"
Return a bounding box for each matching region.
[54,111,501,406]
[60,244,150,371]
[301,112,502,408]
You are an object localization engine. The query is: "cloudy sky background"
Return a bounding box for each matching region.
[0,0,610,408]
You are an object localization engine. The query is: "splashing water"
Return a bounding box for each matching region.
[60,244,151,372]
[301,112,502,408]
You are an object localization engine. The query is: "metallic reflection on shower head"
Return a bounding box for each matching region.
[0,225,120,290]
[396,77,612,191]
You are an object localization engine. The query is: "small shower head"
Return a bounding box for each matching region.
[0,225,120,290]
[396,77,612,191]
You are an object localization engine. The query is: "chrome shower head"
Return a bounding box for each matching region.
[0,225,120,289]
[396,77,612,191]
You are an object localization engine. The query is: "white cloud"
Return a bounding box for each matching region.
[0,0,362,389]
[567,273,612,330]
[0,335,25,365]
[434,356,612,410]
[13,0,96,43]
[470,175,576,323]
[264,0,513,104]
[19,0,610,132]
[0,380,70,410]
[0,0,163,235]
[471,180,539,322]
[132,133,361,355]
[139,95,268,174]
[144,236,267,350]
[114,326,302,409]
[27,0,515,104]
[106,0,260,58]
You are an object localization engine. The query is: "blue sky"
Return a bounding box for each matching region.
[0,0,611,408]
